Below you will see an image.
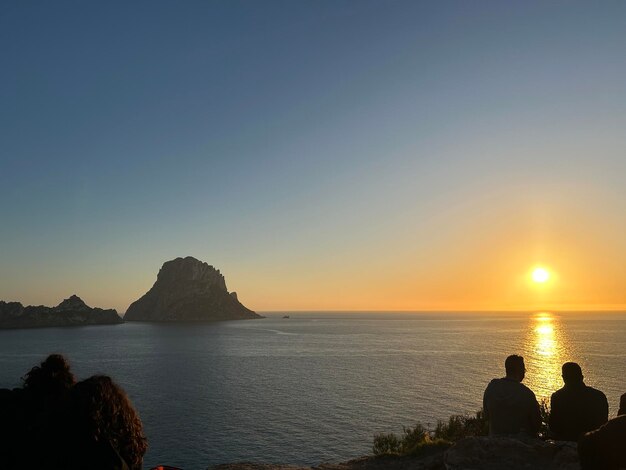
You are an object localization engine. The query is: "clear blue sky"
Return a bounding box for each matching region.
[1,1,625,312]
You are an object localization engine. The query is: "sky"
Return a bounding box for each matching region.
[1,1,625,313]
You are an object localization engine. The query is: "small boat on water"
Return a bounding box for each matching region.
[282,315,290,319]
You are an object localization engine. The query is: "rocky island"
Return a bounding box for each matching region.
[124,256,261,322]
[0,295,123,329]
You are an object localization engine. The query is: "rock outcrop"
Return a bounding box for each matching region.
[444,436,579,470]
[124,256,260,322]
[0,295,123,329]
[208,438,580,470]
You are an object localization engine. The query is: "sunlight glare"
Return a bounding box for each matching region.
[532,267,550,283]
[523,312,570,401]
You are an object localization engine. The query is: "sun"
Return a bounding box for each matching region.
[532,267,550,283]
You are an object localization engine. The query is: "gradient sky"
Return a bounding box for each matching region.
[1,1,625,312]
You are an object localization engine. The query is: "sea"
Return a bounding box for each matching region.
[0,311,624,469]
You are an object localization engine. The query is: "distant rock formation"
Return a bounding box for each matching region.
[0,295,123,329]
[124,257,261,322]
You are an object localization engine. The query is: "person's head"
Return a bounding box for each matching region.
[562,362,584,386]
[71,375,147,469]
[505,355,526,382]
[23,354,76,394]
[619,393,626,416]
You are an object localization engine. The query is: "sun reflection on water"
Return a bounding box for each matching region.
[523,312,571,401]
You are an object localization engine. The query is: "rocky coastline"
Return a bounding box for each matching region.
[207,437,580,470]
[1,257,261,329]
[0,295,122,329]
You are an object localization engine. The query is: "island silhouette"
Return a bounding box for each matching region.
[0,257,260,329]
[0,295,122,329]
[125,256,260,322]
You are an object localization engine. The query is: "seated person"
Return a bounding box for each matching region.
[68,375,148,470]
[0,385,19,468]
[3,354,77,469]
[483,354,541,437]
[578,415,626,470]
[549,362,608,441]
[1,355,147,470]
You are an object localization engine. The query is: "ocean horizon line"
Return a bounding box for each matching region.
[257,309,626,314]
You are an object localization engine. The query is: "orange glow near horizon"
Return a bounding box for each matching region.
[5,192,626,313]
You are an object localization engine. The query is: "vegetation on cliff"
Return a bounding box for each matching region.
[373,400,551,457]
[372,410,488,457]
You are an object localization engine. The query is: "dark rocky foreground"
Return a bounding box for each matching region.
[0,295,123,329]
[125,256,261,322]
[208,455,443,470]
[207,437,580,470]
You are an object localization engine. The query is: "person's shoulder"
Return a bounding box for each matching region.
[586,385,606,395]
[586,386,608,401]
[485,378,501,387]
[611,414,626,426]
[483,378,504,397]
[517,382,538,399]
[0,388,12,407]
[0,388,19,404]
[485,377,507,389]
[550,386,565,400]
[599,415,626,435]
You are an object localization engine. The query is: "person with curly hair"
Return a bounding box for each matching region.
[0,354,77,469]
[69,375,148,470]
[1,355,148,469]
[22,353,76,393]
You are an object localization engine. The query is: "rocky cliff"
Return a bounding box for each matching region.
[0,295,123,329]
[208,437,580,470]
[124,257,260,322]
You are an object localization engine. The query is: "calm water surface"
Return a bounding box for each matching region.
[0,312,624,469]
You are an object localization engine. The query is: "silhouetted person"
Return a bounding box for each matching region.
[68,375,148,470]
[549,362,608,441]
[0,354,76,469]
[618,393,626,416]
[1,355,147,469]
[578,415,626,470]
[483,354,541,437]
[0,384,19,468]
